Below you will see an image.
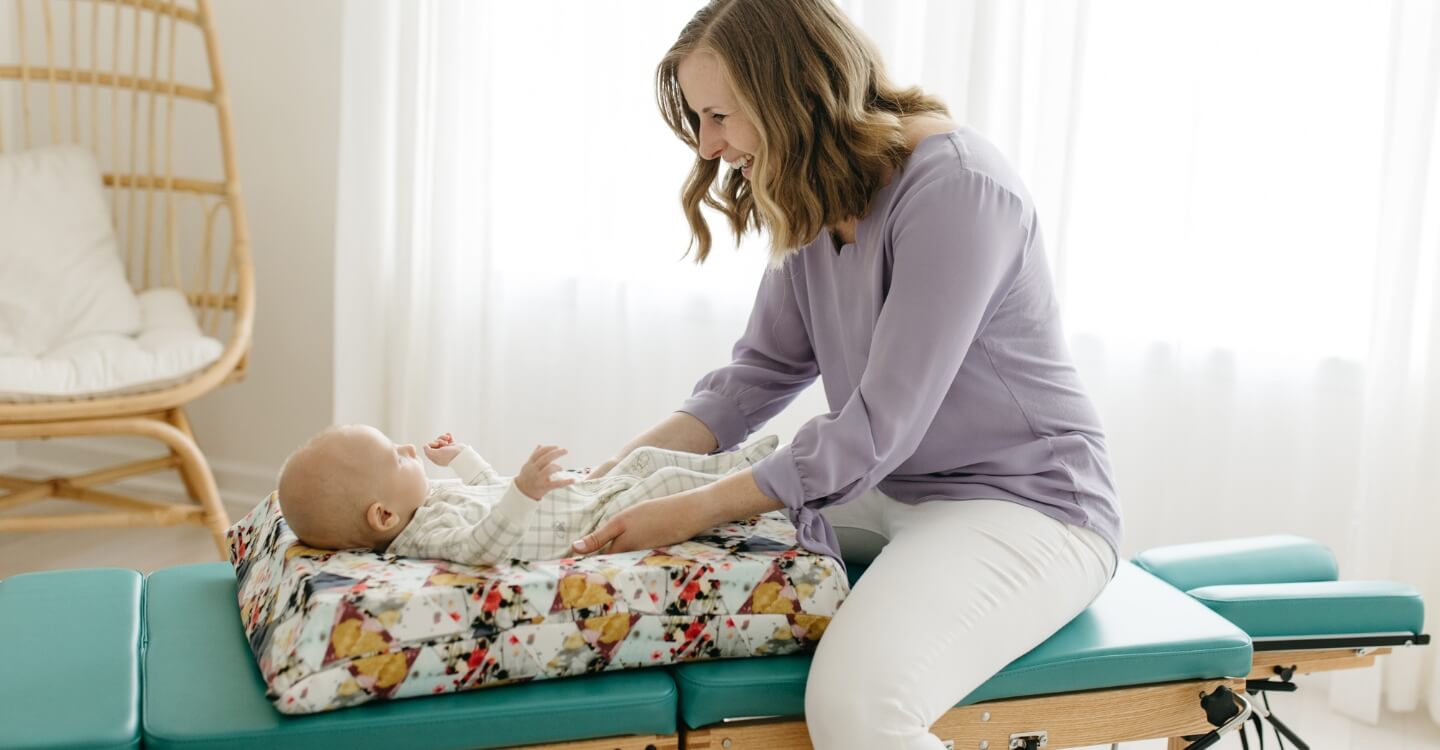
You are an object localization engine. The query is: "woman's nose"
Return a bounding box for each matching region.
[698,124,724,161]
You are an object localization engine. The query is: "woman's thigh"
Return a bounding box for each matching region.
[804,498,1115,750]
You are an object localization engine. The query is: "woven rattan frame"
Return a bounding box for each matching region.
[0,0,252,556]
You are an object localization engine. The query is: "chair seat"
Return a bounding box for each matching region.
[1188,581,1425,639]
[0,568,143,750]
[672,562,1254,728]
[0,288,222,403]
[141,563,678,750]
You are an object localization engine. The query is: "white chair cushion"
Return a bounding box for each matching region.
[0,144,143,356]
[0,288,223,402]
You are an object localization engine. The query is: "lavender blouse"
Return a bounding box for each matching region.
[679,127,1122,564]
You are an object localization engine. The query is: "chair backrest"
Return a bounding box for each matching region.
[0,0,253,415]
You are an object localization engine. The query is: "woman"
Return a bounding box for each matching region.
[570,1,1122,747]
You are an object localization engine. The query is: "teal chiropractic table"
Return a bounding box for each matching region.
[0,535,1427,750]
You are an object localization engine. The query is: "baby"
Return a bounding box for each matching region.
[275,424,777,566]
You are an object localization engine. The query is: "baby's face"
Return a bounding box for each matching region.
[340,425,431,523]
[279,424,432,550]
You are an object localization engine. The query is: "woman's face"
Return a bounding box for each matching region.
[676,50,761,180]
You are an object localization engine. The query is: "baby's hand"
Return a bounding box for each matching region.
[514,444,576,501]
[424,432,465,466]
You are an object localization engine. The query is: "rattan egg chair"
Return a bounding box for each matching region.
[0,0,252,557]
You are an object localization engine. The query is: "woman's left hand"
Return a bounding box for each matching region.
[571,490,713,555]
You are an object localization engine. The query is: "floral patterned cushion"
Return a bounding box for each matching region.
[227,492,848,714]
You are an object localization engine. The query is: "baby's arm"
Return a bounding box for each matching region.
[395,444,576,567]
[425,433,502,485]
[450,446,502,486]
[446,483,537,566]
[390,482,537,567]
[446,445,576,565]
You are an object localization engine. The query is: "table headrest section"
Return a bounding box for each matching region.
[1133,535,1338,591]
[1187,581,1425,639]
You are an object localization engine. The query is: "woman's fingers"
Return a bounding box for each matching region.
[572,519,619,554]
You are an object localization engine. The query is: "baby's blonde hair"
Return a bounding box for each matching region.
[276,426,383,550]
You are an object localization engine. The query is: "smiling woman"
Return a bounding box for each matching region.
[572,2,1124,748]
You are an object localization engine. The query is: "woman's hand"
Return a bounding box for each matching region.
[571,490,713,555]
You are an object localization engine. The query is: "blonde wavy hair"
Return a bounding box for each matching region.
[657,0,950,266]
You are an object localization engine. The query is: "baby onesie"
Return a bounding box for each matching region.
[387,435,779,566]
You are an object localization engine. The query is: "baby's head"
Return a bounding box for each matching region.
[277,424,429,551]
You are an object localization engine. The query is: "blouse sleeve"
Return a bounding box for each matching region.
[678,263,820,451]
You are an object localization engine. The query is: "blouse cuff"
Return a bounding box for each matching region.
[677,393,750,452]
[751,443,843,570]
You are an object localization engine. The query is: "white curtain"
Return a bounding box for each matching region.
[334,0,1440,726]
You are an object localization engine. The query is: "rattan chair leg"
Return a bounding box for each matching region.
[164,409,206,505]
[0,415,232,558]
[155,411,231,557]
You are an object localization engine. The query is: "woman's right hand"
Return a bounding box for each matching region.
[584,457,619,480]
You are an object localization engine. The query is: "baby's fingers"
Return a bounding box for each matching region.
[544,461,574,481]
[530,446,568,467]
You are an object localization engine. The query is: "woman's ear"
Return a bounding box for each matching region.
[365,501,399,532]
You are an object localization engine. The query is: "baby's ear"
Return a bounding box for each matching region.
[365,501,399,532]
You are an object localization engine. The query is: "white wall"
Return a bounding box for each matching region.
[184,0,344,495]
[17,0,345,507]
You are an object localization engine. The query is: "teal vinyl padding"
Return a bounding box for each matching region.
[0,568,143,750]
[142,563,677,750]
[1133,535,1338,591]
[1188,581,1425,639]
[672,562,1253,728]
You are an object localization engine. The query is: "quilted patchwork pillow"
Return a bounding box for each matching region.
[228,491,848,714]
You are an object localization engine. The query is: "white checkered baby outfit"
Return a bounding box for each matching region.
[387,435,779,566]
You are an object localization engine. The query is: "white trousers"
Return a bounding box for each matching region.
[804,490,1117,750]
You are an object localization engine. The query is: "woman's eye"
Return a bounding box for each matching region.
[711,113,727,123]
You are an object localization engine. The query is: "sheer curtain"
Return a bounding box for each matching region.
[333,0,1440,726]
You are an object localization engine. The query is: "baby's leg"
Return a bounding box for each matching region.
[587,466,726,530]
[611,435,779,480]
